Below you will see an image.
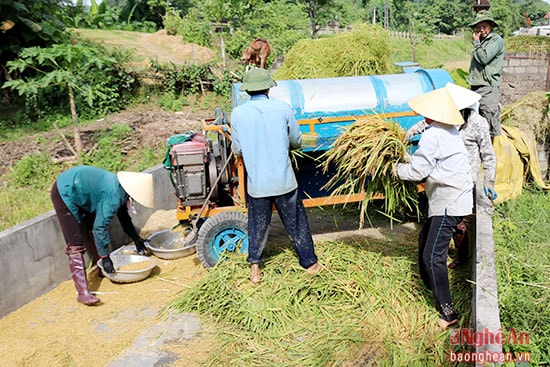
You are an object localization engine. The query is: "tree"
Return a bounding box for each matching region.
[0,0,69,101]
[3,44,122,160]
[293,0,335,38]
[416,0,471,35]
[489,0,522,36]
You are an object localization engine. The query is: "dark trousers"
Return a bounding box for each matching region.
[51,181,84,248]
[418,214,463,321]
[471,85,501,137]
[246,188,318,269]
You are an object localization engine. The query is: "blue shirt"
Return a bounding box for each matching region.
[230,94,302,198]
[56,166,137,256]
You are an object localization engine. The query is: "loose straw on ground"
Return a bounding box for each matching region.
[166,240,455,366]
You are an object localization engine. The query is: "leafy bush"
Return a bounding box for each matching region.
[213,69,241,100]
[163,9,211,47]
[8,152,62,188]
[3,42,139,121]
[149,61,217,96]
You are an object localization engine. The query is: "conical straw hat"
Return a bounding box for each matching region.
[445,82,481,110]
[408,87,464,126]
[117,172,155,208]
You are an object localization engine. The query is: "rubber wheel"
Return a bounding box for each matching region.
[196,211,248,268]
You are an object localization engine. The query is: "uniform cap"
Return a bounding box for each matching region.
[469,10,499,28]
[238,68,277,92]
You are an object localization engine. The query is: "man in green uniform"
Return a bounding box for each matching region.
[467,10,505,138]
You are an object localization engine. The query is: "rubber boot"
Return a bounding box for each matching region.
[67,245,100,305]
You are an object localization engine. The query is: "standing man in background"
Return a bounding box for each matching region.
[230,68,321,284]
[467,10,505,138]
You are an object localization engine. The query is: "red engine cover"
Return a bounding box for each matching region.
[170,133,208,155]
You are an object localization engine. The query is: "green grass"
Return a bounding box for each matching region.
[493,189,550,366]
[505,35,550,54]
[390,36,472,71]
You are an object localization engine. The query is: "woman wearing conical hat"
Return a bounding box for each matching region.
[50,166,155,305]
[396,87,474,328]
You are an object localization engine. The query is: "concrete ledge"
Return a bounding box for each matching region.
[0,165,175,319]
[473,191,502,366]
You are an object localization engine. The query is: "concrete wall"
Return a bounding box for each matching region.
[501,52,550,180]
[501,52,550,106]
[0,165,175,319]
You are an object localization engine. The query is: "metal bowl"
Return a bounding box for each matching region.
[146,229,197,260]
[98,254,156,283]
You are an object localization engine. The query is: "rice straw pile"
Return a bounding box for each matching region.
[166,240,452,366]
[273,24,392,80]
[321,114,418,228]
[501,91,550,140]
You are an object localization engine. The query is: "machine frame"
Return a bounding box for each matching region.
[165,68,453,268]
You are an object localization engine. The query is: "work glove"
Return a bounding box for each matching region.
[101,255,115,273]
[134,237,149,256]
[484,187,498,201]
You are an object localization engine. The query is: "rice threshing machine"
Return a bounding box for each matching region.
[163,67,453,268]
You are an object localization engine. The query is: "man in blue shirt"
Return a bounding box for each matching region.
[230,68,321,284]
[51,166,155,305]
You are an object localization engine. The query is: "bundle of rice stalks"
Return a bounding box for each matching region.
[273,24,393,80]
[166,239,454,366]
[320,114,418,228]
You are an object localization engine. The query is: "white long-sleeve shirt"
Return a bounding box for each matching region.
[397,122,473,217]
[405,110,496,188]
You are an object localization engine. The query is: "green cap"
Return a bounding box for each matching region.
[468,10,498,28]
[239,68,277,92]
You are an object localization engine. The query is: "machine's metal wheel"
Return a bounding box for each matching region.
[196,211,248,268]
